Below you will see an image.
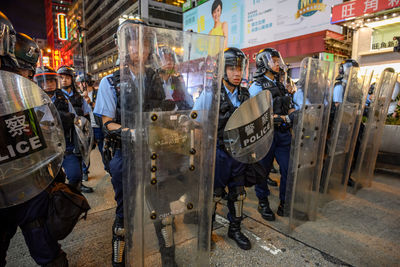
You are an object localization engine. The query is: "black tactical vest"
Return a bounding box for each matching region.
[255,75,292,115]
[66,87,85,116]
[217,83,250,145]
[111,67,166,125]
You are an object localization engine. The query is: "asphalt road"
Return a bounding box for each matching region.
[5,149,400,266]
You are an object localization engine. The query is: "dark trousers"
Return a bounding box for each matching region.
[62,152,83,185]
[255,130,291,201]
[0,190,61,266]
[110,149,123,219]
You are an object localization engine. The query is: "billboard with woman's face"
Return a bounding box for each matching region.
[183,0,342,49]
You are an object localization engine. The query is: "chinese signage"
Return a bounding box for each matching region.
[57,13,68,41]
[371,23,400,50]
[182,1,192,12]
[331,0,400,24]
[53,50,61,70]
[0,109,47,165]
[183,0,342,49]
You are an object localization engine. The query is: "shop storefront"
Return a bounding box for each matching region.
[331,0,400,78]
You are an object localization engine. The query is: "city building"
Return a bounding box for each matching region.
[84,0,184,80]
[331,0,400,77]
[44,0,73,69]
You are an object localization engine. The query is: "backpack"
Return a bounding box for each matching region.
[46,182,91,240]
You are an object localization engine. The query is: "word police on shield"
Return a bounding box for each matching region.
[239,110,271,148]
[224,90,274,164]
[0,108,47,164]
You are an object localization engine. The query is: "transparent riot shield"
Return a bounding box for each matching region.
[283,58,336,231]
[74,115,93,166]
[351,71,398,191]
[223,90,274,163]
[118,23,223,266]
[320,67,372,203]
[0,70,65,208]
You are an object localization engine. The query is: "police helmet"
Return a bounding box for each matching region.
[57,65,75,77]
[223,47,247,83]
[34,66,59,90]
[339,59,359,75]
[15,33,40,72]
[255,48,286,77]
[34,66,58,82]
[157,44,179,69]
[368,82,376,95]
[0,11,19,69]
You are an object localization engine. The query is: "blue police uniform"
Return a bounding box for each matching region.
[249,75,292,207]
[56,90,91,187]
[333,82,344,103]
[94,73,123,218]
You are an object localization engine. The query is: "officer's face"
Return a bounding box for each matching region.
[43,79,57,92]
[271,57,280,73]
[226,65,243,86]
[60,74,72,87]
[128,39,150,65]
[212,5,222,21]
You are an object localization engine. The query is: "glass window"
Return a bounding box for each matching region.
[371,23,400,50]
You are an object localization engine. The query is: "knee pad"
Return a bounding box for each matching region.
[112,217,125,265]
[161,216,174,248]
[228,186,246,202]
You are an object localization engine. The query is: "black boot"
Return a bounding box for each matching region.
[112,217,125,267]
[42,251,68,267]
[347,177,355,187]
[227,189,251,250]
[80,183,94,193]
[266,177,278,187]
[228,219,251,250]
[258,199,275,221]
[276,200,287,217]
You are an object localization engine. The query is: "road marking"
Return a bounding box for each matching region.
[215,215,282,255]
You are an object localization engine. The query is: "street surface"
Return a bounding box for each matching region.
[5,149,400,267]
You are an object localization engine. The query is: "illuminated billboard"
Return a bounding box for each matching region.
[183,0,342,49]
[57,13,68,41]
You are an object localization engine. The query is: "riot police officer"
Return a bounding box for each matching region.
[194,47,252,250]
[76,73,109,174]
[0,11,68,266]
[333,59,359,105]
[57,65,94,193]
[157,45,194,110]
[95,18,176,266]
[249,48,294,218]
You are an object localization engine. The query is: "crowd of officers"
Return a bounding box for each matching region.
[0,13,380,267]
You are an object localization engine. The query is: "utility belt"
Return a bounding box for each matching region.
[273,117,291,132]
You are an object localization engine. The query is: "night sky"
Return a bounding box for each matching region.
[2,0,47,39]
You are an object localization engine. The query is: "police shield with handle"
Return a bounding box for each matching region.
[0,11,69,266]
[118,21,223,266]
[350,69,398,191]
[320,59,372,202]
[284,57,337,231]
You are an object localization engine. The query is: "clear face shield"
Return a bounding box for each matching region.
[118,24,156,70]
[0,23,18,66]
[261,51,287,74]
